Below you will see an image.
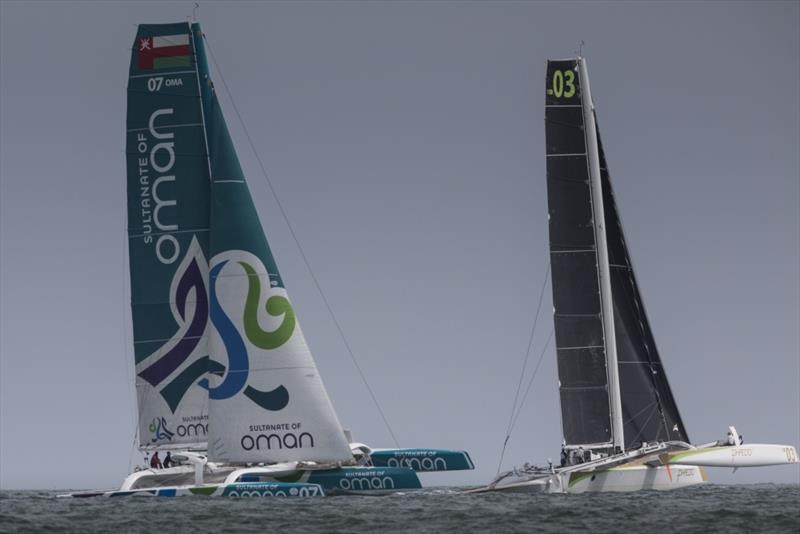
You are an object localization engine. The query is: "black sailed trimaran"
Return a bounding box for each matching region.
[470,57,798,494]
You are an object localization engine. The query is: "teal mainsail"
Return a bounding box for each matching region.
[126,23,212,448]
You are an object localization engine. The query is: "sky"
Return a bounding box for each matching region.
[0,0,798,490]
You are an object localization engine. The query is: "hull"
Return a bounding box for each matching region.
[469,464,707,494]
[60,464,421,498]
[662,444,799,468]
[369,448,475,472]
[273,466,422,495]
[565,464,707,493]
[61,444,476,498]
[63,482,325,498]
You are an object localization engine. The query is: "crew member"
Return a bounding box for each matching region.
[150,451,163,469]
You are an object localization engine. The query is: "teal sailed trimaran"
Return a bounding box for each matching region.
[63,21,473,498]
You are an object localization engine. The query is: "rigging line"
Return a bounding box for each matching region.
[509,328,554,435]
[503,264,550,437]
[121,208,137,470]
[128,420,140,471]
[495,264,551,475]
[621,399,658,426]
[202,36,400,448]
[495,328,554,476]
[627,404,660,447]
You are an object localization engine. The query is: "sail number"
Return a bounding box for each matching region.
[147,76,184,92]
[548,69,576,99]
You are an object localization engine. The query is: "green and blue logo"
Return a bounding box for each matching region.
[200,253,295,411]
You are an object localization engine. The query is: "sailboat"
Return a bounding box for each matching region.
[63,21,473,498]
[470,57,798,494]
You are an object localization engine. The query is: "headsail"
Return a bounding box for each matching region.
[190,24,353,464]
[126,23,212,448]
[597,132,688,447]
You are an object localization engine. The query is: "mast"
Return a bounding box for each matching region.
[578,58,624,452]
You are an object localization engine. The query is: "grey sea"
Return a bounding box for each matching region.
[1,485,799,533]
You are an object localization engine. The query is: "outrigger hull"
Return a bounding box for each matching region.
[62,482,326,499]
[468,464,707,494]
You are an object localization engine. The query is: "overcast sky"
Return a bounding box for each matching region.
[1,1,798,490]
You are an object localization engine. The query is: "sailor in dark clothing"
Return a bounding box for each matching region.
[560,446,568,467]
[163,451,173,468]
[150,451,163,469]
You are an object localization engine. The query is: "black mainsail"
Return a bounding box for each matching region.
[545,59,613,447]
[545,58,688,451]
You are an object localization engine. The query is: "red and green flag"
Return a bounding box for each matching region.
[138,34,191,70]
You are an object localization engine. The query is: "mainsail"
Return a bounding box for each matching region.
[545,59,613,447]
[545,58,687,451]
[126,23,212,448]
[126,22,353,463]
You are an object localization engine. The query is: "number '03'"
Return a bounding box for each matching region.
[551,70,576,98]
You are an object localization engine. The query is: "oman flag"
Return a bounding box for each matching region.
[138,34,191,70]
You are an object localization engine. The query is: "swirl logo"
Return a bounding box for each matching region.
[201,256,293,411]
[240,261,295,349]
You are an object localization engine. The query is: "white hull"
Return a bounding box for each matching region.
[662,443,799,468]
[565,464,707,493]
[469,464,707,494]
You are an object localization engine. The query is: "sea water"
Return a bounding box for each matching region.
[1,485,798,533]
